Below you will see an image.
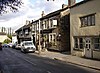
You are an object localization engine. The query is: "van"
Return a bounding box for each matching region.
[20,41,36,53]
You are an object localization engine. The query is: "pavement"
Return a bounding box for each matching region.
[34,50,100,71]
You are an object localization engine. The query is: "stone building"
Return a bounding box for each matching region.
[70,0,100,59]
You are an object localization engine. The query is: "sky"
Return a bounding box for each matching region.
[0,0,83,32]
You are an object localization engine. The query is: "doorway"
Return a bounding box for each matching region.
[84,37,92,58]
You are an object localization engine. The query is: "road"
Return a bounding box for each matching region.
[0,48,99,73]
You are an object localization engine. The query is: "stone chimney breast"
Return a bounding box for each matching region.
[68,0,76,7]
[41,11,45,17]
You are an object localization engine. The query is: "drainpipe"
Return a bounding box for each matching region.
[38,20,41,54]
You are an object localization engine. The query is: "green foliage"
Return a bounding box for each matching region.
[0,0,23,14]
[3,39,11,44]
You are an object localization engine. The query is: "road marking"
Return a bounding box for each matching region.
[47,71,51,73]
[5,48,37,66]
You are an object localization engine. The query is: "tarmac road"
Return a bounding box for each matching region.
[0,48,99,73]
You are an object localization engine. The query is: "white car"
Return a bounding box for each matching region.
[20,41,36,53]
[15,44,21,50]
[8,43,13,48]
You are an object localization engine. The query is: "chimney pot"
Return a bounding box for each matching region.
[41,11,45,17]
[62,4,67,9]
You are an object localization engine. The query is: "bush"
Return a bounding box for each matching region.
[3,39,11,44]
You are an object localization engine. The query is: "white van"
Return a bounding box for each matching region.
[20,41,36,53]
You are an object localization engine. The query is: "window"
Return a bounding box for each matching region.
[80,14,95,27]
[74,37,84,49]
[49,19,57,28]
[49,33,56,46]
[32,25,35,31]
[25,29,28,34]
[91,15,95,25]
[43,20,48,29]
[36,22,39,30]
[94,38,100,50]
[49,19,53,28]
[79,38,84,49]
[74,38,78,48]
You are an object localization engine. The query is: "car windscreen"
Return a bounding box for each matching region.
[24,42,33,46]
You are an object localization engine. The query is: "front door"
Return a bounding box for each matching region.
[84,38,92,58]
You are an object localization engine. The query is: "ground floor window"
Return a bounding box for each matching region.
[94,38,100,50]
[49,33,56,46]
[74,37,100,50]
[74,37,84,49]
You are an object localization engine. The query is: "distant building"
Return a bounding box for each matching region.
[15,21,32,44]
[12,33,18,44]
[0,32,10,43]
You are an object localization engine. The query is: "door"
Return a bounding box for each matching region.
[84,38,92,58]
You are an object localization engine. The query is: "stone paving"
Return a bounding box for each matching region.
[34,51,100,70]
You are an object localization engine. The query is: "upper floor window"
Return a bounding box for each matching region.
[43,20,48,29]
[80,14,95,27]
[25,29,28,34]
[32,24,35,31]
[36,22,39,30]
[20,31,23,36]
[49,19,57,28]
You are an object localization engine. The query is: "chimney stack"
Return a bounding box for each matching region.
[41,11,45,17]
[68,0,76,7]
[62,4,67,9]
[26,20,30,25]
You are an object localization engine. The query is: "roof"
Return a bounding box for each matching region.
[40,7,68,20]
[15,23,32,32]
[31,7,69,24]
[70,0,92,8]
[31,19,39,24]
[12,33,17,36]
[0,32,6,35]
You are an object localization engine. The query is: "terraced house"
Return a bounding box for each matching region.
[70,0,100,59]
[32,5,70,52]
[15,21,33,44]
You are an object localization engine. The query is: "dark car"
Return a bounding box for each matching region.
[12,44,16,49]
[2,44,10,48]
[0,42,2,50]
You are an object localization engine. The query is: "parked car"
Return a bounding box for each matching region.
[2,44,10,48]
[12,44,16,49]
[20,41,36,53]
[0,42,2,50]
[8,43,13,48]
[15,44,21,50]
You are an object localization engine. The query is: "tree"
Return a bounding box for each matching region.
[3,38,11,44]
[0,0,23,14]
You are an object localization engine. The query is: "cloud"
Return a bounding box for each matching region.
[0,0,82,32]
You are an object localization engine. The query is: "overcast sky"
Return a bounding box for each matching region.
[0,0,83,32]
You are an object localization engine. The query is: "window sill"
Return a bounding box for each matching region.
[73,48,83,51]
[93,49,100,52]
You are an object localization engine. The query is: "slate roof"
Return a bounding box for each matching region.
[15,23,32,32]
[40,7,68,20]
